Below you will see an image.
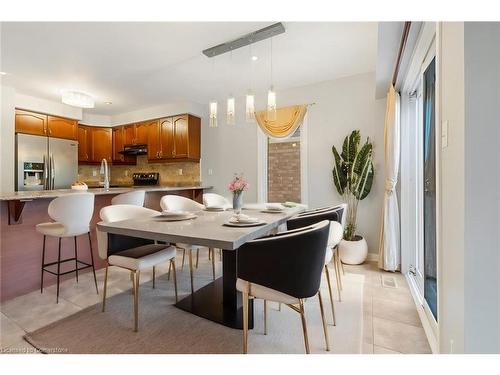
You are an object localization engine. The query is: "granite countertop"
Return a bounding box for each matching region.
[0,185,212,201]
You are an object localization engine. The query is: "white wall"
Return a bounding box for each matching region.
[437,21,500,354]
[463,22,500,353]
[202,72,387,254]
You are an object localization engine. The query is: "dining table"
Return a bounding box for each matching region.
[96,205,304,330]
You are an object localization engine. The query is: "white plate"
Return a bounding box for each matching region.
[160,210,192,217]
[155,213,197,221]
[204,207,226,212]
[260,209,285,214]
[223,220,266,227]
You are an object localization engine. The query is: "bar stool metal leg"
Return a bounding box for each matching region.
[102,264,109,312]
[188,249,194,294]
[40,235,46,293]
[87,232,99,294]
[195,249,200,268]
[152,266,156,289]
[324,265,337,326]
[56,237,62,304]
[171,259,178,302]
[74,236,79,283]
[318,291,331,351]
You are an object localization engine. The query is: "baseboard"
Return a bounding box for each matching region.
[366,253,378,262]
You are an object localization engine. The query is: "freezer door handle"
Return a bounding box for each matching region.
[43,154,49,189]
[50,154,55,190]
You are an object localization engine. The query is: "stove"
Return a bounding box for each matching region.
[132,172,159,186]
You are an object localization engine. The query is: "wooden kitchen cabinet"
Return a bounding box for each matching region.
[112,127,136,165]
[124,124,136,145]
[16,109,78,140]
[15,109,48,136]
[47,116,77,140]
[77,125,91,162]
[148,114,200,161]
[90,127,112,163]
[78,125,112,164]
[135,121,149,145]
[146,120,161,160]
[123,122,148,145]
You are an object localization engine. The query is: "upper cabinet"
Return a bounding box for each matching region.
[15,109,47,136]
[47,116,77,140]
[15,109,77,140]
[149,114,200,161]
[112,127,136,165]
[90,127,112,163]
[123,122,148,145]
[77,126,91,162]
[78,125,112,164]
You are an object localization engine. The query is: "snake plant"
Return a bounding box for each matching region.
[332,130,374,241]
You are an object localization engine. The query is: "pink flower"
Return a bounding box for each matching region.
[228,174,249,193]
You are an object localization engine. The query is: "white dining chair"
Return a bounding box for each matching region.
[111,190,145,206]
[97,204,178,332]
[36,192,98,303]
[287,208,344,325]
[159,195,216,293]
[203,193,232,210]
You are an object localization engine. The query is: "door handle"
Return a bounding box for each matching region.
[43,155,48,189]
[50,154,55,190]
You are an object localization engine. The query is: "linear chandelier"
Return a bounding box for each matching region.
[205,23,284,127]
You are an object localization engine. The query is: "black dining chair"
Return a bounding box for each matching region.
[237,220,331,354]
[287,207,345,325]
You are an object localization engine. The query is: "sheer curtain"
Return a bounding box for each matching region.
[378,85,401,271]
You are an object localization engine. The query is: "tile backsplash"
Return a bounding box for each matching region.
[78,156,201,186]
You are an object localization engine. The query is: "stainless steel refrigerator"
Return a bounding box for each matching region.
[16,133,78,191]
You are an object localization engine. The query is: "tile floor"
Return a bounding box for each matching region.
[0,253,431,354]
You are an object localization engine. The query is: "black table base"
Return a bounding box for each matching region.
[175,249,254,330]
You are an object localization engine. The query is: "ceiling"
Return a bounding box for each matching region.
[1,22,377,115]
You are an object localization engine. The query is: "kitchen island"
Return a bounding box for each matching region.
[0,185,212,301]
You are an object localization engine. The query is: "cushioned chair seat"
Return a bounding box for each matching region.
[36,222,89,238]
[108,244,176,270]
[236,278,300,305]
[328,221,343,248]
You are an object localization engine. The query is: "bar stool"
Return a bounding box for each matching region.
[111,190,145,206]
[36,192,98,303]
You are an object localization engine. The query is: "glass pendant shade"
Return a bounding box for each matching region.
[267,87,277,121]
[209,101,218,128]
[245,93,255,122]
[227,97,235,125]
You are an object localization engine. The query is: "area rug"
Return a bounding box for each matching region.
[24,272,365,354]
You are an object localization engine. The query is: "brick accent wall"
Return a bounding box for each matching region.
[267,140,301,203]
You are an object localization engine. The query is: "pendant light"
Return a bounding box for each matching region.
[267,38,277,121]
[246,44,256,123]
[209,101,218,128]
[227,50,235,125]
[226,96,235,125]
[209,57,218,128]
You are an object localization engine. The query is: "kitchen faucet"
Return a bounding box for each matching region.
[100,158,110,190]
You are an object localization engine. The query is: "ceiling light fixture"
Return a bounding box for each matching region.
[0,71,7,75]
[251,56,258,61]
[227,96,235,125]
[209,56,218,128]
[267,38,277,121]
[61,90,94,108]
[209,101,218,128]
[104,101,112,105]
[246,44,256,123]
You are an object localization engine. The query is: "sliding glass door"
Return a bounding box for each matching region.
[422,58,437,320]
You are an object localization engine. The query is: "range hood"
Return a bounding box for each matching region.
[119,144,148,155]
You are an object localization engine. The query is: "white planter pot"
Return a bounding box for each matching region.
[339,236,368,265]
